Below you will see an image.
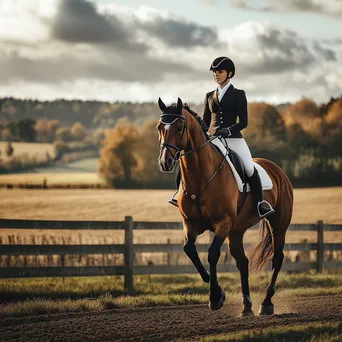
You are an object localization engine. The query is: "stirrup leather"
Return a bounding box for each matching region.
[257,200,275,218]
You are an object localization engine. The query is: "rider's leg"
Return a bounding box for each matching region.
[168,165,181,207]
[224,138,274,218]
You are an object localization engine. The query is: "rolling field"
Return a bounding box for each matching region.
[0,171,103,185]
[1,186,341,223]
[0,142,55,160]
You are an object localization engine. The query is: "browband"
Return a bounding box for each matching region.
[160,113,186,125]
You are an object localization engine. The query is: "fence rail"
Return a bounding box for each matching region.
[0,217,341,293]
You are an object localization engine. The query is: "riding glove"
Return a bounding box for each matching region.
[218,127,232,138]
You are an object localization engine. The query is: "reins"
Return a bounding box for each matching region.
[160,110,228,200]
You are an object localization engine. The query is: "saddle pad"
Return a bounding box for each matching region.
[211,138,273,193]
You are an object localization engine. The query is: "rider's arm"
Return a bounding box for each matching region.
[228,90,248,135]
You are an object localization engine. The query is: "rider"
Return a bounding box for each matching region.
[168,56,275,218]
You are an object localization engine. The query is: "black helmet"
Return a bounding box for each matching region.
[209,56,235,77]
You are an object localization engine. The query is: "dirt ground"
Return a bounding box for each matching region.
[1,294,341,342]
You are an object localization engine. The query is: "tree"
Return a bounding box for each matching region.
[35,119,60,143]
[246,102,286,143]
[281,98,321,135]
[71,122,87,141]
[17,119,36,142]
[97,118,139,187]
[55,127,73,142]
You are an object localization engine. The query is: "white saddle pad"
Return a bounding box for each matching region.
[211,138,273,193]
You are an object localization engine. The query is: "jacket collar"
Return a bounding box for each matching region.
[212,84,234,104]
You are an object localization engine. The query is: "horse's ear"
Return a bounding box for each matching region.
[158,97,167,112]
[177,98,183,113]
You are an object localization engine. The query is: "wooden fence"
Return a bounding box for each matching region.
[0,217,341,293]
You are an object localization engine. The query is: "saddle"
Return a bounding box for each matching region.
[227,148,247,184]
[210,138,273,214]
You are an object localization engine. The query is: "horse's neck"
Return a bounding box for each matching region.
[180,130,218,188]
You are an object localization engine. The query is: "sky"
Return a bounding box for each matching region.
[0,0,341,105]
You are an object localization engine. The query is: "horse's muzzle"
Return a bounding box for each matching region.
[159,157,175,172]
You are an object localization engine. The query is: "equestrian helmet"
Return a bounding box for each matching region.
[209,56,235,77]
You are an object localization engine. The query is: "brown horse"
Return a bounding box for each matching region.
[157,97,293,316]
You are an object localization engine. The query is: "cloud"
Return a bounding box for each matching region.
[139,16,219,48]
[218,22,336,75]
[231,0,342,17]
[0,0,340,104]
[50,0,145,52]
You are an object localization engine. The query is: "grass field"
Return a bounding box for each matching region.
[0,142,56,160]
[0,186,341,223]
[0,172,104,185]
[0,272,341,316]
[202,321,342,342]
[0,187,341,254]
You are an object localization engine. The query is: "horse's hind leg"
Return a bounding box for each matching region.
[229,231,254,317]
[259,212,290,315]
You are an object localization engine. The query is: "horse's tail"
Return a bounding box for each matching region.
[248,219,273,272]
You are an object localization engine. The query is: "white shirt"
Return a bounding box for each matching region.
[217,81,231,102]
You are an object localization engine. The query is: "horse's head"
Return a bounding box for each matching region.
[156,97,188,172]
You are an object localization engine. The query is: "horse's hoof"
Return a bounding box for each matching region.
[209,288,226,311]
[239,309,254,317]
[201,270,210,283]
[258,304,274,315]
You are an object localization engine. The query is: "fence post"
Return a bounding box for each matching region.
[124,216,134,293]
[316,220,324,273]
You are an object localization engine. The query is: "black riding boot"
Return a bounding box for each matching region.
[168,165,181,207]
[248,167,275,218]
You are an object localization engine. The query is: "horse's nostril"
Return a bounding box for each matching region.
[166,158,173,170]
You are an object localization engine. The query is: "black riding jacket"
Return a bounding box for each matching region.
[202,84,248,138]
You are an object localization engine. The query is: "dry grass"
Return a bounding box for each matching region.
[0,187,341,223]
[0,172,104,185]
[201,321,342,342]
[0,187,341,267]
[0,142,55,160]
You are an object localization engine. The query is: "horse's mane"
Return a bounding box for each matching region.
[167,103,209,137]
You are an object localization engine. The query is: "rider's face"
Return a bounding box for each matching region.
[213,70,227,84]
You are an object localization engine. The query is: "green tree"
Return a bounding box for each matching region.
[17,119,36,142]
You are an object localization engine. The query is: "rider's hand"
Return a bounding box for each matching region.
[217,127,231,138]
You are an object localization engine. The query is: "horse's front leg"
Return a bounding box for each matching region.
[184,234,210,283]
[208,218,230,310]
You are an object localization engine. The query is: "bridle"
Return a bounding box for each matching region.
[159,110,228,200]
[159,111,219,160]
[159,113,188,161]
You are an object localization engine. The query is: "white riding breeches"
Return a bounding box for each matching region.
[222,138,255,177]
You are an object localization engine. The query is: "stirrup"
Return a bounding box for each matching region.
[257,200,275,218]
[168,191,179,207]
[168,198,178,207]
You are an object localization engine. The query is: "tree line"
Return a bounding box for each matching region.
[98,96,342,188]
[0,94,341,187]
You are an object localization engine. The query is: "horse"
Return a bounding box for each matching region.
[156,97,294,316]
